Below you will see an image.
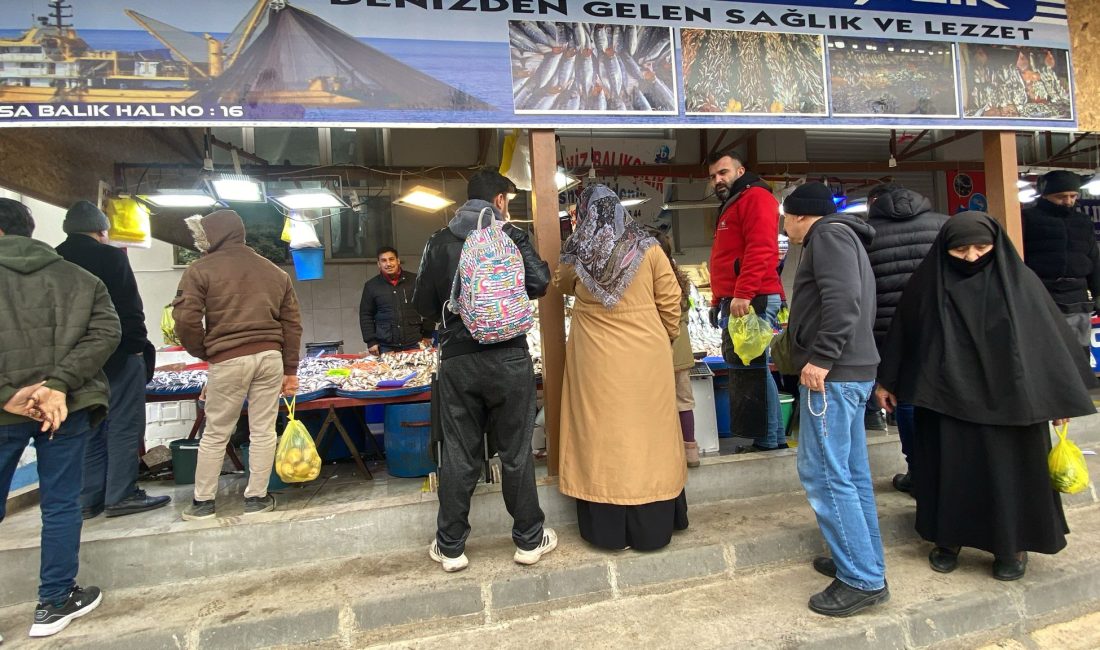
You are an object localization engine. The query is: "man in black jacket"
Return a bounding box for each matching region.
[864,184,948,492]
[1022,170,1100,358]
[413,168,556,572]
[783,183,887,618]
[55,201,170,519]
[359,246,433,355]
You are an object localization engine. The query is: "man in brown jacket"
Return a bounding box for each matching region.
[172,210,302,519]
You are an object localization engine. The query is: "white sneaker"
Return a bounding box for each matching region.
[428,540,469,572]
[514,528,558,565]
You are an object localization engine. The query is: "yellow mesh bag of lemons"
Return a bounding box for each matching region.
[275,398,322,483]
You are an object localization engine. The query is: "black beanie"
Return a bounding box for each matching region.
[1041,170,1083,196]
[782,182,836,217]
[63,200,110,234]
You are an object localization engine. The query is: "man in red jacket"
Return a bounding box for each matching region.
[707,152,786,451]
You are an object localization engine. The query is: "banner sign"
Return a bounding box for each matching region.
[557,136,676,226]
[946,170,988,214]
[0,0,1075,128]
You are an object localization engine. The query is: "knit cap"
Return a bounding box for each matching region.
[62,200,110,234]
[782,182,836,217]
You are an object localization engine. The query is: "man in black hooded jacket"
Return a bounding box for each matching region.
[413,168,556,573]
[864,184,948,492]
[1022,170,1100,358]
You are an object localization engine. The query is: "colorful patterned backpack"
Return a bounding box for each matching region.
[447,207,534,343]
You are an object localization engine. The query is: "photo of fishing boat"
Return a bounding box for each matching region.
[0,0,490,110]
[681,29,826,115]
[960,44,1072,120]
[827,37,959,117]
[508,21,677,114]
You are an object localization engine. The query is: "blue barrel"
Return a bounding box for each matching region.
[290,247,324,281]
[384,403,437,478]
[713,374,732,437]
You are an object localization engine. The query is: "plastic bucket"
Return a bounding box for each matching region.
[780,393,795,431]
[170,438,200,485]
[290,247,324,281]
[712,374,731,437]
[241,444,289,492]
[383,403,437,478]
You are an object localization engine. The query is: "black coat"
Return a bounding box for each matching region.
[413,222,550,360]
[359,271,432,349]
[55,234,148,377]
[1022,198,1100,313]
[865,188,949,349]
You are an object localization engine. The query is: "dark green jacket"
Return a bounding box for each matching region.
[0,236,120,427]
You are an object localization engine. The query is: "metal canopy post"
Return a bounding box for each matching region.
[530,129,566,477]
[983,131,1023,253]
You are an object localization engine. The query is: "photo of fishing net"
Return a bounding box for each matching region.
[960,44,1072,119]
[508,21,676,113]
[195,4,490,110]
[827,37,958,117]
[681,29,825,115]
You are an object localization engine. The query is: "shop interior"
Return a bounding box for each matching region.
[5,124,1100,547]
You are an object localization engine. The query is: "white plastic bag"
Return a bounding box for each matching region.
[288,215,322,249]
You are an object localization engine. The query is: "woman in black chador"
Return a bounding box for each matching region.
[876,211,1095,581]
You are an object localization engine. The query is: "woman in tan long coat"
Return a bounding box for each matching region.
[556,185,688,551]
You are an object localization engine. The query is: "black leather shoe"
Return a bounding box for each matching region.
[81,504,104,520]
[808,579,890,617]
[993,552,1027,581]
[864,411,887,431]
[812,556,837,578]
[892,472,912,493]
[104,491,171,518]
[928,546,960,573]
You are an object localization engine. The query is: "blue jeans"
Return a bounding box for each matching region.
[82,354,146,508]
[761,294,785,449]
[797,382,886,591]
[0,410,91,603]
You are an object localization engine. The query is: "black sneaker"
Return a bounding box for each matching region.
[864,411,887,431]
[808,578,889,617]
[812,556,837,578]
[892,472,912,493]
[243,494,276,515]
[29,585,102,637]
[81,503,104,520]
[181,499,215,521]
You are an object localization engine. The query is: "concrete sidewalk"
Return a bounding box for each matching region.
[1,446,1097,649]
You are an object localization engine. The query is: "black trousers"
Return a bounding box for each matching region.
[436,347,545,557]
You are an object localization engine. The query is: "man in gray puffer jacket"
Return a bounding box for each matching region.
[864,183,948,492]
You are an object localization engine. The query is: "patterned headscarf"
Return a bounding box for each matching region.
[560,184,658,308]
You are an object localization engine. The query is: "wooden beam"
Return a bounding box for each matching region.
[208,136,269,165]
[896,130,976,161]
[706,129,731,160]
[1052,132,1090,159]
[983,131,1023,253]
[746,131,759,169]
[476,129,492,167]
[698,130,708,165]
[889,130,897,158]
[898,130,929,158]
[530,129,566,477]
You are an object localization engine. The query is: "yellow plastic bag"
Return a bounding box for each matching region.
[275,398,322,483]
[161,304,180,346]
[728,307,774,365]
[105,197,151,244]
[280,217,292,243]
[1049,424,1090,494]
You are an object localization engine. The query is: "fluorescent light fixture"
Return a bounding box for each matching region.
[1082,175,1100,195]
[660,200,721,211]
[833,40,845,48]
[393,185,454,212]
[271,189,348,211]
[1018,188,1039,203]
[842,201,868,214]
[620,196,651,208]
[137,190,217,208]
[556,171,580,192]
[1016,178,1032,188]
[558,210,570,217]
[208,175,265,203]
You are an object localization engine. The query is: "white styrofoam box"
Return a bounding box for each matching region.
[145,400,199,449]
[689,364,720,454]
[155,348,201,368]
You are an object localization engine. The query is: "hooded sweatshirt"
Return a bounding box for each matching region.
[171,210,302,372]
[0,236,120,426]
[709,172,784,303]
[788,214,880,382]
[413,200,550,359]
[865,187,949,349]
